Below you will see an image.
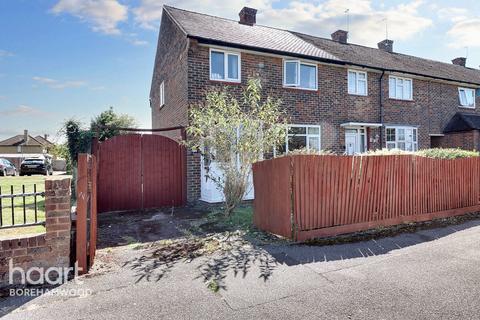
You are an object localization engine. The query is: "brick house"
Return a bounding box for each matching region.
[150,5,480,203]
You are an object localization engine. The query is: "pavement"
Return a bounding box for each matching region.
[2,214,480,319]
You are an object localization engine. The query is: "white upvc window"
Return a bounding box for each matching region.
[386,126,418,151]
[284,124,321,153]
[458,87,476,108]
[209,49,241,82]
[348,70,367,95]
[159,81,165,107]
[283,60,318,90]
[389,76,413,100]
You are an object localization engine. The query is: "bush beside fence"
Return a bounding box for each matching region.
[252,155,480,241]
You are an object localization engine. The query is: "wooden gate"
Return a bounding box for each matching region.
[76,153,97,274]
[94,134,186,213]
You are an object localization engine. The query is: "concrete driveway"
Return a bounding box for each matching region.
[2,215,480,319]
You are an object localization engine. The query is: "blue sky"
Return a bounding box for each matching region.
[1,0,479,142]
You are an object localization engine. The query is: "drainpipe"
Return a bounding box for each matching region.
[379,70,385,148]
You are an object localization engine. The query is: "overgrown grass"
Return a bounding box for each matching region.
[205,206,254,233]
[0,176,46,238]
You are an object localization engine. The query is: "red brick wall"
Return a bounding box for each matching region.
[0,177,71,286]
[150,11,189,140]
[432,131,480,150]
[152,35,480,201]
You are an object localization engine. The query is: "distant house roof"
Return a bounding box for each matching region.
[443,113,480,133]
[34,135,54,147]
[0,135,43,146]
[164,6,480,85]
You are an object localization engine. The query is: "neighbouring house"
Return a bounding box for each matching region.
[150,5,480,203]
[0,130,54,168]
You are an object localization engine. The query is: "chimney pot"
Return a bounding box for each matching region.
[331,30,348,44]
[23,130,29,144]
[452,57,466,67]
[239,7,257,26]
[378,39,394,53]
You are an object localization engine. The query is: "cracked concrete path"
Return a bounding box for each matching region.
[2,218,480,319]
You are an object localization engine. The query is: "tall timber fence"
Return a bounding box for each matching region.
[252,155,480,241]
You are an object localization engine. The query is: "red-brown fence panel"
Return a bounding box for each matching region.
[142,134,186,209]
[89,154,97,269]
[253,155,480,241]
[96,134,186,213]
[76,154,88,274]
[253,156,292,239]
[97,135,142,213]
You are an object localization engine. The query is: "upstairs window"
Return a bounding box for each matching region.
[210,49,240,82]
[348,70,367,95]
[389,76,412,100]
[159,81,165,107]
[458,87,475,108]
[283,60,317,90]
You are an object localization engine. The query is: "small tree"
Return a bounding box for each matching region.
[90,106,137,141]
[186,78,287,215]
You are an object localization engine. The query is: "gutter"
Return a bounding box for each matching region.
[190,36,480,87]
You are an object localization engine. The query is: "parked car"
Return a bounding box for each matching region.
[19,158,53,176]
[0,158,17,176]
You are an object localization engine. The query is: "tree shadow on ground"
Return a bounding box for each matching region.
[122,233,277,290]
[117,208,480,291]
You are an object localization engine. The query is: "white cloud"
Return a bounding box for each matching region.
[0,49,14,58]
[131,0,431,47]
[437,6,480,49]
[32,76,87,89]
[3,105,50,117]
[129,39,149,46]
[447,19,480,48]
[132,0,272,29]
[257,0,432,46]
[51,0,128,35]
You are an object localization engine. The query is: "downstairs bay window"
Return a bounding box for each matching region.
[386,126,418,151]
[284,125,321,153]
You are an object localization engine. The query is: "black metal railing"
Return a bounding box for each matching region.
[0,184,45,229]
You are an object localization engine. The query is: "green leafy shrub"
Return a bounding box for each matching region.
[279,148,336,156]
[361,148,479,159]
[415,148,479,159]
[362,148,412,156]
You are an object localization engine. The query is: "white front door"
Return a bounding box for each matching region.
[345,128,367,155]
[345,133,357,155]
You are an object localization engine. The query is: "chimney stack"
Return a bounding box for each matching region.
[23,129,29,144]
[378,39,394,53]
[452,57,466,67]
[239,7,257,26]
[331,30,348,44]
[44,134,48,141]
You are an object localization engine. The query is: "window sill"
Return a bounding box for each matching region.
[459,105,476,109]
[283,86,318,92]
[388,97,414,102]
[209,79,242,85]
[348,92,368,97]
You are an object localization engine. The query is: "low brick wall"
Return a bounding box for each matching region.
[0,177,71,287]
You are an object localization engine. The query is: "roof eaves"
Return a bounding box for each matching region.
[189,35,346,66]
